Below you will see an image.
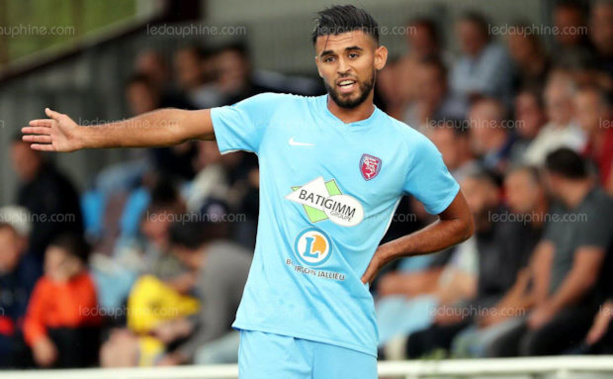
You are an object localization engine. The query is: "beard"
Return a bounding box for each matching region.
[324,69,376,109]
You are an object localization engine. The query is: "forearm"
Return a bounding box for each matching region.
[80,109,211,149]
[379,217,470,265]
[548,269,596,312]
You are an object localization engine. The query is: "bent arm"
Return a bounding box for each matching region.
[381,191,474,263]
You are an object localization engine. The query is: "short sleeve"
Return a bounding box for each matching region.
[403,136,460,215]
[575,202,613,249]
[210,92,281,154]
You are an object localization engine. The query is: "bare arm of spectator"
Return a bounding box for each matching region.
[529,247,606,330]
[376,268,444,297]
[529,240,554,305]
[22,107,214,152]
[478,268,534,328]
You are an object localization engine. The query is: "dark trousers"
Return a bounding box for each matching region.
[406,321,471,358]
[488,305,597,357]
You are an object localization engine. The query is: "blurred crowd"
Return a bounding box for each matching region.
[1,0,613,369]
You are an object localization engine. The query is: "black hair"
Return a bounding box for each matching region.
[459,12,491,42]
[408,17,440,47]
[49,233,91,263]
[126,73,156,91]
[312,5,379,45]
[169,219,210,251]
[545,147,588,179]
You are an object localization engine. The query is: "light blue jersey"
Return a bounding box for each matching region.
[210,93,459,357]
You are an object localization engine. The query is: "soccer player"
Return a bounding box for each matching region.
[22,5,473,378]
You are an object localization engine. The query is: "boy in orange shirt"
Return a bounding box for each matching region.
[23,233,101,368]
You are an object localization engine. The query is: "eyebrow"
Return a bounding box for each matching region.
[320,45,364,57]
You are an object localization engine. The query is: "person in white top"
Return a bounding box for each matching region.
[523,70,586,165]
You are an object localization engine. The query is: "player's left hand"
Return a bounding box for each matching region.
[361,245,393,285]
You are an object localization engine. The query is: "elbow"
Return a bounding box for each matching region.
[460,215,475,243]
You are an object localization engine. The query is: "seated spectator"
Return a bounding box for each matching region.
[23,233,101,368]
[574,85,613,194]
[551,1,594,71]
[174,45,223,109]
[590,0,613,81]
[404,169,538,358]
[488,148,613,356]
[506,23,550,91]
[452,166,550,358]
[377,172,495,359]
[428,121,479,183]
[523,70,586,165]
[10,135,84,261]
[151,219,252,365]
[468,98,515,174]
[0,208,42,368]
[450,13,513,107]
[510,87,548,164]
[404,58,467,131]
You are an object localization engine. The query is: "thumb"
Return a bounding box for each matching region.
[45,108,63,121]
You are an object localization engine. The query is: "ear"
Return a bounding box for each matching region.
[315,55,323,78]
[374,45,388,71]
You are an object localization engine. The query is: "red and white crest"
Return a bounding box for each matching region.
[360,154,382,181]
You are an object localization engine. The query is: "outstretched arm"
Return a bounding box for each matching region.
[361,191,474,284]
[22,107,214,152]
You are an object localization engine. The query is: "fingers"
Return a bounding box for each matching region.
[45,107,63,121]
[30,144,55,152]
[22,126,52,135]
[29,119,53,127]
[22,135,52,144]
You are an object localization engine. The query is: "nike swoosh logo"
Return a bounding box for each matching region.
[289,137,315,146]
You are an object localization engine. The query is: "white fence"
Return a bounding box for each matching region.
[3,356,613,379]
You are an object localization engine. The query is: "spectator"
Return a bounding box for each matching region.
[377,171,495,359]
[551,1,594,71]
[152,219,252,365]
[450,13,513,107]
[468,98,515,174]
[488,148,613,356]
[404,58,467,130]
[510,88,548,164]
[0,208,42,368]
[10,135,84,261]
[574,85,613,194]
[506,23,550,91]
[214,42,277,105]
[405,169,538,358]
[452,166,549,358]
[23,233,101,368]
[174,45,223,109]
[396,18,444,107]
[523,70,586,165]
[428,122,479,183]
[590,0,613,80]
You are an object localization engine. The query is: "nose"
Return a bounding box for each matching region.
[336,57,350,75]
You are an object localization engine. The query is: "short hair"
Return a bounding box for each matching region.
[408,17,440,46]
[508,165,542,186]
[545,147,588,179]
[169,219,210,250]
[49,233,90,263]
[459,12,491,41]
[126,73,156,91]
[312,5,379,45]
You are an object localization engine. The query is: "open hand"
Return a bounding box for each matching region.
[22,108,83,152]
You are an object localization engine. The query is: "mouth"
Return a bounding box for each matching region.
[336,78,357,94]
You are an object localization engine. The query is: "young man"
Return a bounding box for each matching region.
[22,5,473,378]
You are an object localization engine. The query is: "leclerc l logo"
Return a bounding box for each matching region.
[360,154,382,181]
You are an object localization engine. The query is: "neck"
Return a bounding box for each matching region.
[531,196,549,228]
[327,91,375,124]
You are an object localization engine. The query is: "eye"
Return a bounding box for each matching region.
[348,53,359,59]
[324,56,335,63]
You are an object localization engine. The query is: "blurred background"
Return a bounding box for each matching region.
[0,0,613,376]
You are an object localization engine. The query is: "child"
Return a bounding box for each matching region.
[23,233,101,368]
